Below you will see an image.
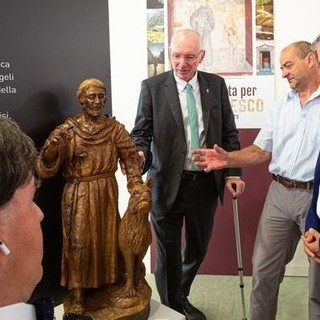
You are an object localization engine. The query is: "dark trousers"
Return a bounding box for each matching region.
[151,172,218,310]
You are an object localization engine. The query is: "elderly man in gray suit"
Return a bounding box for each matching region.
[131,28,245,320]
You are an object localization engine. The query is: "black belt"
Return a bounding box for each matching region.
[181,170,208,181]
[272,174,313,190]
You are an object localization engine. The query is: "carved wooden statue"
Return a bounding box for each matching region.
[119,178,152,298]
[36,78,152,319]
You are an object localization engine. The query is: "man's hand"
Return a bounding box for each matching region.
[192,144,228,172]
[137,151,146,171]
[225,177,245,197]
[120,151,145,175]
[301,228,320,263]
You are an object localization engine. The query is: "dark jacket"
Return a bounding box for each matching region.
[305,151,320,231]
[131,70,241,219]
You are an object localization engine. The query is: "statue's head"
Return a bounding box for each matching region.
[77,78,107,119]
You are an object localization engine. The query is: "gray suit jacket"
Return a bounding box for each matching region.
[131,70,241,219]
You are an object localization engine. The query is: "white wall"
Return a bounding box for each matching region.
[108,0,320,276]
[274,1,319,99]
[108,0,147,213]
[108,1,147,129]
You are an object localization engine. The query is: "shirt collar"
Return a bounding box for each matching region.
[287,86,320,102]
[310,86,320,100]
[0,302,37,320]
[174,72,199,93]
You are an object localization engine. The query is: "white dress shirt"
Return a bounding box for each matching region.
[174,72,206,170]
[0,302,37,320]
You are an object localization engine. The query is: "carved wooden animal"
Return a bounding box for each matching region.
[119,178,152,297]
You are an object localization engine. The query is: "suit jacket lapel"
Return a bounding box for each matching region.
[198,72,211,139]
[164,72,185,130]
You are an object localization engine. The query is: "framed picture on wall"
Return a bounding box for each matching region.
[167,0,253,76]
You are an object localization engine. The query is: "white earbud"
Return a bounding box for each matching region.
[0,241,11,256]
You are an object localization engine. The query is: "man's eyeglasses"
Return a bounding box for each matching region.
[171,50,203,62]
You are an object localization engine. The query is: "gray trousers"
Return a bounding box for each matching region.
[250,181,320,320]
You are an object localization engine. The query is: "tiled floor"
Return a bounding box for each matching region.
[145,274,308,320]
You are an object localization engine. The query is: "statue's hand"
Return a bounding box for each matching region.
[41,135,64,163]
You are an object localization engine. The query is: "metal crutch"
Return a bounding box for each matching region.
[232,185,247,320]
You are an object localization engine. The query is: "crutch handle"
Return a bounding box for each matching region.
[232,183,237,200]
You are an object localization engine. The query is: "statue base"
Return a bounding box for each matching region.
[63,279,151,320]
